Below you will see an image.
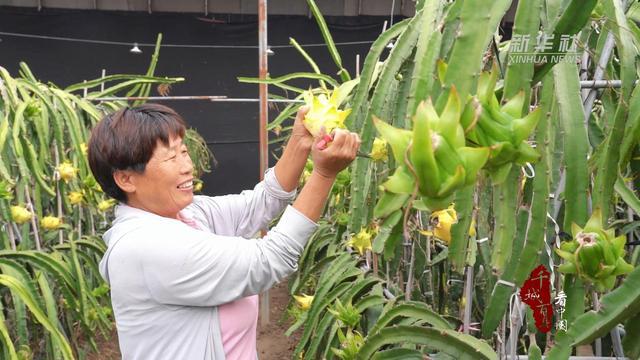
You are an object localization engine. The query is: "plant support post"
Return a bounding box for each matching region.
[258,0,270,327]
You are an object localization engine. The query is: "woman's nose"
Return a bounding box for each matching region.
[181,154,194,174]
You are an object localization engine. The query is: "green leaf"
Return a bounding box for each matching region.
[369,301,453,335]
[305,0,350,81]
[0,274,74,359]
[357,325,497,360]
[615,176,640,215]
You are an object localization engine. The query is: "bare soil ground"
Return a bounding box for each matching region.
[85,281,297,359]
[257,281,300,360]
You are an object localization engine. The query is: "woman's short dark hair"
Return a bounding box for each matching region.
[88,103,186,203]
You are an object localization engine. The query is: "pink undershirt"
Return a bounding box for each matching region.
[178,212,259,360]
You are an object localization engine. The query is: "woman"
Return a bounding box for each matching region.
[88,103,360,359]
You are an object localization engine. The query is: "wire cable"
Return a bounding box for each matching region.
[0,31,374,49]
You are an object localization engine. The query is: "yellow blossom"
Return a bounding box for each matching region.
[10,206,32,224]
[293,294,314,310]
[431,205,457,243]
[193,181,203,192]
[302,89,350,137]
[68,191,84,205]
[346,228,373,255]
[369,137,388,161]
[419,205,457,243]
[41,216,63,230]
[97,199,117,212]
[420,205,476,243]
[468,216,477,237]
[80,143,88,156]
[57,161,78,182]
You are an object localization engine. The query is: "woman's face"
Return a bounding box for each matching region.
[126,134,194,219]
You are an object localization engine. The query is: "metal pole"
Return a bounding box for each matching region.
[259,1,269,179]
[462,265,473,334]
[258,0,270,327]
[579,79,631,89]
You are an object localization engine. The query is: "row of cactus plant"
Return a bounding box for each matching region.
[244,0,640,358]
[0,35,213,359]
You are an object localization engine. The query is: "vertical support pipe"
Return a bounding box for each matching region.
[258,0,270,327]
[259,0,268,180]
[24,188,42,251]
[463,265,473,334]
[101,69,106,93]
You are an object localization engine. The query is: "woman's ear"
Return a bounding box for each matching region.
[113,170,137,194]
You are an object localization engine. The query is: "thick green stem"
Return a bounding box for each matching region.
[553,61,589,229]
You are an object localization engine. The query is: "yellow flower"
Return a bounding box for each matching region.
[369,137,388,161]
[293,294,314,310]
[193,180,203,192]
[431,206,457,243]
[80,143,88,156]
[41,216,63,230]
[10,206,32,224]
[97,199,117,212]
[420,205,476,243]
[302,89,351,137]
[57,161,78,182]
[347,228,373,255]
[68,191,84,205]
[420,205,457,244]
[469,217,477,238]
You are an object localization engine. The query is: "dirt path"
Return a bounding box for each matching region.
[86,281,296,359]
[257,281,299,360]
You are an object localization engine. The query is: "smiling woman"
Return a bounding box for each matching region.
[88,105,188,206]
[124,133,196,218]
[86,103,361,359]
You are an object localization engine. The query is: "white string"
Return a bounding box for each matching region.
[507,292,523,357]
[522,162,535,178]
[476,237,489,244]
[497,279,516,288]
[0,31,374,49]
[546,212,562,249]
[546,212,562,292]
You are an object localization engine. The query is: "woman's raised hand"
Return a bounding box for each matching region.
[310,128,361,179]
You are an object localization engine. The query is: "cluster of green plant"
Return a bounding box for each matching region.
[0,35,212,359]
[242,0,640,358]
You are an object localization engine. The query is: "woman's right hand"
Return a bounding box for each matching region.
[310,128,361,179]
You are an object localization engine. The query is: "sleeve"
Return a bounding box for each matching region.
[140,205,317,307]
[189,167,297,237]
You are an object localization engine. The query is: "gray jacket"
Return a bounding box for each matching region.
[98,168,317,359]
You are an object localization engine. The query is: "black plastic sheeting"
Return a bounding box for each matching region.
[0,7,395,195]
